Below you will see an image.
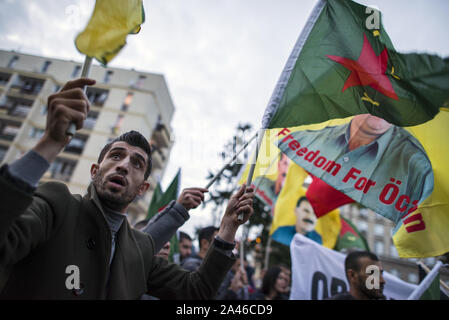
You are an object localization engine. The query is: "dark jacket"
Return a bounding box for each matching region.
[0,172,234,299]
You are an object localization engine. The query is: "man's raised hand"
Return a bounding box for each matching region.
[177,188,209,210]
[33,78,95,163]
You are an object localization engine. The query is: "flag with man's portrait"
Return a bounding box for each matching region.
[259,0,449,258]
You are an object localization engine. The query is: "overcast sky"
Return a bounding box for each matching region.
[1,0,448,241]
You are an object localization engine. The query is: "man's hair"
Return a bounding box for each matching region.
[262,266,282,296]
[296,196,309,208]
[197,226,219,249]
[344,250,379,280]
[97,131,152,180]
[179,231,192,242]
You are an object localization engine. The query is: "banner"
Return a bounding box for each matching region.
[290,233,417,300]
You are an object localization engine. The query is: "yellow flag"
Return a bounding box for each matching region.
[75,0,145,65]
[269,161,342,249]
[392,110,449,257]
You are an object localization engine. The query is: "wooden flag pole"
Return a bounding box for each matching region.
[66,56,93,136]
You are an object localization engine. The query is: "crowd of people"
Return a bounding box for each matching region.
[0,77,388,300]
[156,225,293,300]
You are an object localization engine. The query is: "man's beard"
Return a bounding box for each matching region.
[93,169,139,212]
[359,276,386,300]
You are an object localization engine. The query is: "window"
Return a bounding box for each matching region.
[0,120,21,141]
[390,244,398,257]
[12,76,44,95]
[49,158,77,182]
[72,65,81,78]
[424,257,436,267]
[29,127,45,139]
[134,75,146,89]
[41,60,51,73]
[7,56,19,68]
[104,70,113,83]
[389,269,400,278]
[408,273,419,284]
[84,111,99,130]
[0,145,8,162]
[374,224,384,236]
[359,208,369,218]
[121,92,133,111]
[64,134,88,155]
[41,104,48,115]
[0,72,11,86]
[374,240,384,255]
[358,220,368,233]
[86,87,109,107]
[112,114,125,134]
[5,96,33,118]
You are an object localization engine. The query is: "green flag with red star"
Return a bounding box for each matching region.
[260,0,449,259]
[262,0,449,129]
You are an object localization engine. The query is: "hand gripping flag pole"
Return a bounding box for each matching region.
[66,56,93,136]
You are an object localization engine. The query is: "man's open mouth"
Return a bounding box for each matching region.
[108,175,127,187]
[302,218,314,224]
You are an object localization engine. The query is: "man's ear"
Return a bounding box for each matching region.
[347,269,356,282]
[90,163,99,180]
[138,181,150,196]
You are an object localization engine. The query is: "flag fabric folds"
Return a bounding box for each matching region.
[75,0,145,65]
[259,0,449,258]
[262,0,449,129]
[147,169,181,220]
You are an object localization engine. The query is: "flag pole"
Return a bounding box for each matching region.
[407,261,444,300]
[418,260,449,292]
[66,55,93,136]
[237,128,265,221]
[204,131,258,189]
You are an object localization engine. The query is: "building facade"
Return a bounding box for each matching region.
[0,50,174,224]
[340,204,449,290]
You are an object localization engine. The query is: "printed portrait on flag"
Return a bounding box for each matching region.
[277,113,434,223]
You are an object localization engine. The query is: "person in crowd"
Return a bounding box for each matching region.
[0,78,255,299]
[173,231,193,265]
[215,255,253,300]
[327,251,386,300]
[181,226,219,271]
[251,266,290,300]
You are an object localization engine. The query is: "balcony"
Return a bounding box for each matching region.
[48,157,77,182]
[151,148,164,170]
[9,75,45,96]
[151,123,171,149]
[64,134,88,155]
[0,72,11,87]
[86,87,109,107]
[0,119,21,141]
[83,111,99,131]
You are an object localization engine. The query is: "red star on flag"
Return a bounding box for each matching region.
[327,34,398,100]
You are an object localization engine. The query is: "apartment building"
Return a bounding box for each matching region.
[0,50,174,224]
